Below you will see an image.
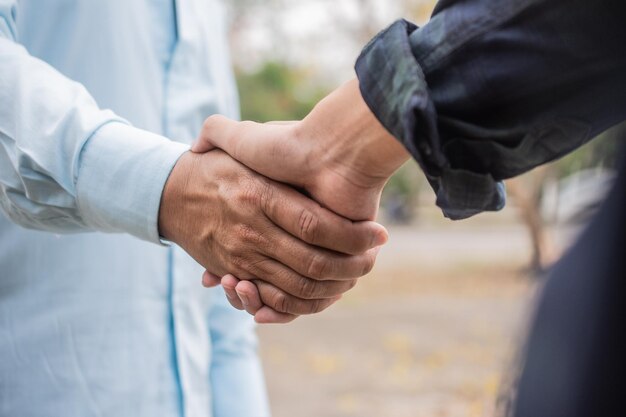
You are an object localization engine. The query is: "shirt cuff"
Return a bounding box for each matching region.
[355,19,506,219]
[76,121,189,244]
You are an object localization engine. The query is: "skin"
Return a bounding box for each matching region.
[192,79,410,323]
[158,150,389,317]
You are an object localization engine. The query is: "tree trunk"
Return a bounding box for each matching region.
[506,167,555,272]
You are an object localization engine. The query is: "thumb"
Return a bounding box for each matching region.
[191,137,216,153]
[194,115,308,187]
[191,114,239,153]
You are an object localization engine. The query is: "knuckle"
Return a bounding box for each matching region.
[298,208,320,243]
[240,178,275,213]
[297,277,322,300]
[258,181,275,215]
[202,114,223,132]
[306,254,331,280]
[229,254,246,269]
[239,180,262,206]
[229,254,264,278]
[239,120,257,130]
[222,236,239,254]
[306,299,325,315]
[246,258,269,277]
[236,223,264,246]
[272,291,289,314]
[228,255,250,276]
[361,253,376,275]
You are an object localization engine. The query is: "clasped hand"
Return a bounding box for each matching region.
[160,79,410,324]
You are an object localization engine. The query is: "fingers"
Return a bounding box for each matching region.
[254,306,299,324]
[236,281,299,324]
[237,256,359,299]
[254,280,341,315]
[221,276,301,324]
[193,115,307,186]
[211,268,348,318]
[202,271,222,288]
[262,181,388,255]
[235,280,263,314]
[192,115,236,154]
[262,231,380,281]
[255,201,383,280]
[222,275,245,310]
[192,115,237,153]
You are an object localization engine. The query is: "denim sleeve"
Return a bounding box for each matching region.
[355,0,626,219]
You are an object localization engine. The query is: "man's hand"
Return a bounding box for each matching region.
[192,79,410,221]
[158,150,387,318]
[192,79,409,323]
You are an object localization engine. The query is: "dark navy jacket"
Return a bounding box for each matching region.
[356,0,626,219]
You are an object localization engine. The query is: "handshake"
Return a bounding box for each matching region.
[158,79,410,323]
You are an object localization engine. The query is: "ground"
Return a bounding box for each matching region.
[258,207,547,417]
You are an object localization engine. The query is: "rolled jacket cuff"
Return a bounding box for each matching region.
[355,19,506,219]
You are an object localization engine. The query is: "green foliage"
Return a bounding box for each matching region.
[384,162,422,198]
[381,161,425,223]
[555,122,624,177]
[236,62,328,122]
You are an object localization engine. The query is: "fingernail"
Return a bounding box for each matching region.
[374,231,388,246]
[237,291,250,306]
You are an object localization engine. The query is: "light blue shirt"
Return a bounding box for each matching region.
[0,1,270,416]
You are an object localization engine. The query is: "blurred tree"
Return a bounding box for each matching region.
[555,122,624,176]
[236,62,327,122]
[381,162,423,224]
[506,167,555,272]
[506,123,624,272]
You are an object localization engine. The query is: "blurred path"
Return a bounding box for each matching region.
[259,219,539,417]
[378,224,531,268]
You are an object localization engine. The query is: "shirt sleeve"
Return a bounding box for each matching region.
[0,3,188,243]
[355,0,626,220]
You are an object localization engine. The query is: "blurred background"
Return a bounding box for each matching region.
[226,1,621,416]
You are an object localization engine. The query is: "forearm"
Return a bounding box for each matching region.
[297,79,410,186]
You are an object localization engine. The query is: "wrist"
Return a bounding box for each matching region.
[158,151,197,243]
[301,79,409,191]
